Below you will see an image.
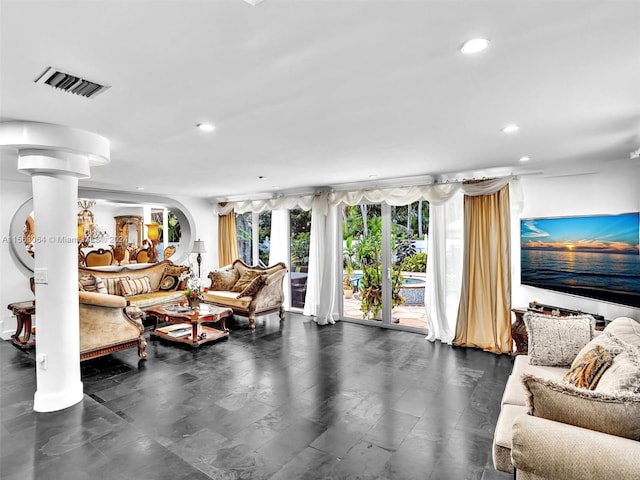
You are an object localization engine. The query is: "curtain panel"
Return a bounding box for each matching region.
[269,209,291,310]
[218,210,239,267]
[454,184,512,353]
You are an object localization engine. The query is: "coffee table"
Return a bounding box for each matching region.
[147,303,233,347]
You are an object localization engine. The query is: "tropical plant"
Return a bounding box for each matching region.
[343,236,356,290]
[401,252,427,272]
[355,231,404,319]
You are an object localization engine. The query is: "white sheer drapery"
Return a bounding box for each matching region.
[268,209,291,310]
[425,192,463,344]
[303,193,326,318]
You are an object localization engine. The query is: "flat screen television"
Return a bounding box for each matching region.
[520,212,640,309]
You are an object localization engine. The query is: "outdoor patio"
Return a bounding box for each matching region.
[343,295,429,330]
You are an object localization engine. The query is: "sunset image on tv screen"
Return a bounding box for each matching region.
[521,212,640,308]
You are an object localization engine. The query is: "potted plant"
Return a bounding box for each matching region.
[182,269,204,309]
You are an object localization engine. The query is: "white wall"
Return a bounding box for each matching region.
[512,158,640,321]
[0,177,219,338]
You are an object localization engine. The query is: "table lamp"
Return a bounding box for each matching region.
[192,239,206,277]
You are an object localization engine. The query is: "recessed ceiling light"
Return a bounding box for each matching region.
[519,156,531,162]
[368,174,377,179]
[136,186,144,190]
[460,38,490,54]
[272,186,280,189]
[502,124,519,133]
[257,175,266,180]
[197,123,215,132]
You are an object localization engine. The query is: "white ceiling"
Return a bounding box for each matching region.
[1,0,639,201]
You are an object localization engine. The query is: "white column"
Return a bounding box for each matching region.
[1,121,110,413]
[19,151,90,412]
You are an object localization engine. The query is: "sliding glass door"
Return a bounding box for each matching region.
[342,201,429,331]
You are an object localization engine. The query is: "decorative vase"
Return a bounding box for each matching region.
[188,297,200,310]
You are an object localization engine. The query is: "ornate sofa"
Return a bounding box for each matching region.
[203,260,287,329]
[78,260,189,310]
[77,261,190,360]
[493,315,640,479]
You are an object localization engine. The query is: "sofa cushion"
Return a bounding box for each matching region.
[521,373,640,441]
[524,313,594,366]
[158,265,189,291]
[203,291,252,310]
[502,355,567,406]
[563,344,613,390]
[231,270,264,293]
[209,268,240,291]
[126,290,186,309]
[492,403,527,473]
[596,344,640,394]
[119,276,153,296]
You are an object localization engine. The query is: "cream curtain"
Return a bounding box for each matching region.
[218,210,239,267]
[454,184,512,353]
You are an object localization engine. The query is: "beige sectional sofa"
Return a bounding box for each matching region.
[203,259,287,329]
[493,314,640,479]
[78,260,189,360]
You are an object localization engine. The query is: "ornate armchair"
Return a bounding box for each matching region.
[85,248,113,267]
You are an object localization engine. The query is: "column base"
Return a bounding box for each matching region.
[33,381,83,413]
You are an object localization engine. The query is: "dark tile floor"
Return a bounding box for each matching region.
[1,313,515,480]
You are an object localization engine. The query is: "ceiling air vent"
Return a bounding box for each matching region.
[34,67,110,99]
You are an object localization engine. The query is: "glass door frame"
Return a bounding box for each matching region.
[340,202,427,334]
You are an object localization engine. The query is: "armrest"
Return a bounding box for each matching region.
[512,414,640,480]
[263,268,286,286]
[79,291,127,308]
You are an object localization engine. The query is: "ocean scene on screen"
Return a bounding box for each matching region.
[521,212,640,308]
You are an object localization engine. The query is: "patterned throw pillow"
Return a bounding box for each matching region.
[235,274,266,299]
[119,276,153,297]
[159,265,189,291]
[563,344,613,389]
[103,276,131,296]
[596,343,640,394]
[94,277,108,294]
[209,269,240,291]
[231,270,263,293]
[524,313,595,366]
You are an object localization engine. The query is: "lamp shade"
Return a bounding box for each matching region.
[146,223,160,241]
[192,239,206,254]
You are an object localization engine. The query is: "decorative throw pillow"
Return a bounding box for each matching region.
[209,269,240,291]
[595,344,640,394]
[231,270,264,293]
[524,313,595,366]
[93,276,108,294]
[103,276,131,296]
[79,274,98,292]
[563,344,613,389]
[573,331,627,365]
[158,265,189,291]
[521,373,640,441]
[235,274,266,299]
[603,317,640,348]
[119,276,153,297]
